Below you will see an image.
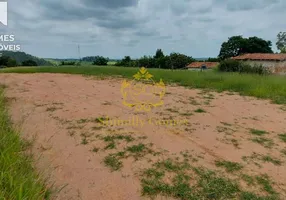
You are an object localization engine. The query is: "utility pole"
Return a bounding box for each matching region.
[78,45,81,65]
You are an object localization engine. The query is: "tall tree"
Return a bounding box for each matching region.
[154,49,164,59]
[244,37,273,54]
[218,36,273,60]
[276,32,286,53]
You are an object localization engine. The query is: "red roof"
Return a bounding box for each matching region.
[186,62,219,68]
[232,53,286,61]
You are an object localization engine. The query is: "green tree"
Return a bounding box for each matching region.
[168,53,195,69]
[154,49,164,59]
[92,56,109,65]
[115,56,135,67]
[218,36,273,60]
[276,32,286,53]
[0,56,10,66]
[6,59,17,67]
[22,60,38,66]
[0,56,17,67]
[206,57,221,62]
[245,37,273,54]
[138,56,156,68]
[122,56,131,63]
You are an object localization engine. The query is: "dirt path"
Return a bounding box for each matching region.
[1,73,286,199]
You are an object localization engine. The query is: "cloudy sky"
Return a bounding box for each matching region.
[1,0,285,59]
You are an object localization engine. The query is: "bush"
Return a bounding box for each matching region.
[218,59,269,75]
[60,61,76,66]
[218,59,241,72]
[92,56,109,66]
[239,64,270,75]
[22,60,38,66]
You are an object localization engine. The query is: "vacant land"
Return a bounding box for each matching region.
[0,72,286,199]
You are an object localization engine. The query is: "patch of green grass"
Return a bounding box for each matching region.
[240,192,278,200]
[101,134,135,150]
[126,143,154,160]
[215,160,243,173]
[196,168,240,199]
[278,133,286,142]
[194,108,206,113]
[104,142,116,150]
[103,154,123,171]
[242,152,282,166]
[141,161,197,199]
[143,168,165,179]
[241,174,255,186]
[141,157,279,200]
[0,86,50,199]
[154,159,191,172]
[126,143,146,153]
[250,129,268,136]
[3,66,286,104]
[255,175,277,195]
[102,135,135,143]
[261,155,282,166]
[251,137,274,148]
[114,151,127,159]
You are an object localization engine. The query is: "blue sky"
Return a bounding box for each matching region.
[0,0,285,59]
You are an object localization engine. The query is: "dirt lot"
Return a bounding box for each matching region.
[1,73,286,200]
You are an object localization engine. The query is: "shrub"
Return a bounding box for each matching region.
[218,59,269,75]
[218,59,241,72]
[92,56,109,66]
[60,61,76,66]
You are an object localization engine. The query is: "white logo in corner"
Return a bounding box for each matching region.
[0,1,8,26]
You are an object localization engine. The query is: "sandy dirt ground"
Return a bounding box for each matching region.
[0,73,286,200]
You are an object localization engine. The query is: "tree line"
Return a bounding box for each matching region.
[115,50,197,69]
[0,32,285,69]
[0,56,38,67]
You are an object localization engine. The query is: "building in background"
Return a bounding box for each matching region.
[186,62,219,71]
[232,53,286,74]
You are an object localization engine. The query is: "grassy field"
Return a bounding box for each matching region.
[1,66,286,104]
[0,86,50,199]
